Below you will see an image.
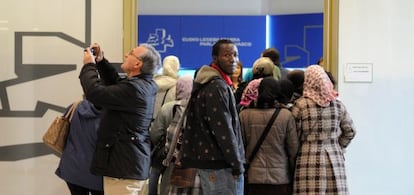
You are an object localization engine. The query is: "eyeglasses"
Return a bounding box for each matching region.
[128,50,142,61]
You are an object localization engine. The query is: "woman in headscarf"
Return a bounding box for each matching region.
[286,69,305,103]
[291,65,356,195]
[238,78,263,112]
[152,55,181,121]
[239,77,299,195]
[149,55,181,195]
[150,76,198,195]
[234,57,275,105]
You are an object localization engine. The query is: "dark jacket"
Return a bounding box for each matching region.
[234,81,248,105]
[181,65,245,175]
[79,59,157,180]
[55,100,102,190]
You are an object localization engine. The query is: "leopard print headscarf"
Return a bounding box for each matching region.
[303,65,337,107]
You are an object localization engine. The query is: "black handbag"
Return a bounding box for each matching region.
[151,135,167,168]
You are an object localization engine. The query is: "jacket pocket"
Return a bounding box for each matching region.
[92,141,115,171]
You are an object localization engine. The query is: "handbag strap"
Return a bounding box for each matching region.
[247,108,281,169]
[163,82,205,166]
[161,87,171,107]
[162,99,191,166]
[64,99,82,121]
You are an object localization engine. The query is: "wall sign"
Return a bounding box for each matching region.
[344,63,373,82]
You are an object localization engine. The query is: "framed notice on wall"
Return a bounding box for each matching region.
[344,63,373,83]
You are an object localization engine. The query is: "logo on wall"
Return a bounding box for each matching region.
[144,28,174,53]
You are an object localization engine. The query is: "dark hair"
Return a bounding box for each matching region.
[233,61,244,83]
[212,39,234,57]
[317,57,323,65]
[257,77,279,108]
[278,79,294,104]
[325,71,336,87]
[262,48,280,67]
[287,70,305,95]
[193,67,201,79]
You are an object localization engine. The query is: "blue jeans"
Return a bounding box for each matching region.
[148,166,165,195]
[197,168,244,195]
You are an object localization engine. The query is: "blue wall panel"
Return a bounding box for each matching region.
[269,13,323,68]
[138,15,266,70]
[138,14,323,70]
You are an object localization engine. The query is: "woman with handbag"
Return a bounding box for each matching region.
[239,77,299,195]
[55,99,103,195]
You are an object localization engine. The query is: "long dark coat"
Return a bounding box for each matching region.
[79,59,157,180]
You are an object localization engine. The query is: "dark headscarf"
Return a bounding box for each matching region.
[278,79,294,104]
[257,77,280,108]
[287,69,305,95]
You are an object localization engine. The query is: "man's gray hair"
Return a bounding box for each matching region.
[139,43,161,74]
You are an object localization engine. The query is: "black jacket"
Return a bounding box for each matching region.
[181,65,245,175]
[79,59,157,180]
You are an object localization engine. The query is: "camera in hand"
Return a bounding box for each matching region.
[90,48,96,56]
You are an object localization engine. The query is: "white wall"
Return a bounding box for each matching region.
[138,0,323,15]
[338,1,414,194]
[0,0,123,194]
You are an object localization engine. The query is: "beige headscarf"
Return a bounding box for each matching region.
[303,65,337,107]
[175,75,193,101]
[162,55,180,79]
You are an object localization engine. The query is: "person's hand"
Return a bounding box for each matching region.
[232,168,242,179]
[233,174,241,179]
[90,43,104,62]
[83,47,96,65]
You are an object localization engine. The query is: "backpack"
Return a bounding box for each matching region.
[150,104,179,168]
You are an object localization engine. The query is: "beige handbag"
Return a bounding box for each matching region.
[42,100,80,154]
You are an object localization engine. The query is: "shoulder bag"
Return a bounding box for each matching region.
[42,100,81,154]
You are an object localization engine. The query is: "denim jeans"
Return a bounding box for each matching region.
[148,166,165,195]
[197,168,244,195]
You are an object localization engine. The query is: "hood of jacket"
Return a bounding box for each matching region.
[162,55,180,79]
[176,75,193,100]
[75,100,101,119]
[154,75,177,92]
[193,65,221,91]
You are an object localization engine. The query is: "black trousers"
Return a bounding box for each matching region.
[66,182,104,195]
[247,183,291,195]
